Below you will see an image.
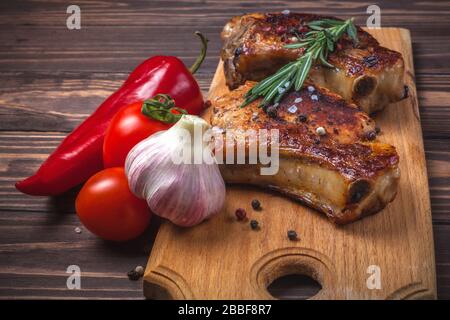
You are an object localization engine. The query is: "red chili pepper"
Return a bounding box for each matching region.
[16,32,208,196]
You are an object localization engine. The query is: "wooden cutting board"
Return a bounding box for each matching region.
[143,28,436,299]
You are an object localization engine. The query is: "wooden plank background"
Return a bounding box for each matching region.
[0,0,448,299]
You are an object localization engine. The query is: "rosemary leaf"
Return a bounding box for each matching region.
[294,53,312,90]
[284,41,309,49]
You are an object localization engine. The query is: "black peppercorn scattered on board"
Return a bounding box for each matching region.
[250,220,259,230]
[127,266,144,281]
[251,199,261,210]
[127,269,141,281]
[287,230,298,241]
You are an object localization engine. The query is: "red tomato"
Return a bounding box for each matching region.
[103,101,171,168]
[75,167,151,241]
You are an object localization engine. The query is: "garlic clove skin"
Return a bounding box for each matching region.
[125,115,226,227]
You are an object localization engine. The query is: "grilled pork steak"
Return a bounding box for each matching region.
[211,82,400,224]
[221,13,405,114]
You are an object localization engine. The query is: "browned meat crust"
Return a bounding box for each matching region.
[211,82,400,224]
[221,12,405,114]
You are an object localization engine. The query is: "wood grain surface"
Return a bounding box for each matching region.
[0,0,449,299]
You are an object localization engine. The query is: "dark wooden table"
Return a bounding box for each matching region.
[0,0,448,300]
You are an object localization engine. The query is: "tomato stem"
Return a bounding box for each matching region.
[141,94,188,124]
[189,31,208,75]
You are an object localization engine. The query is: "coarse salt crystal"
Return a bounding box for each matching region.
[311,94,319,101]
[282,10,290,15]
[294,97,303,103]
[288,105,298,113]
[307,85,315,92]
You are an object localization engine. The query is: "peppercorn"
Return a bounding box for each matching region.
[250,220,259,230]
[366,130,377,141]
[204,100,212,108]
[251,199,261,210]
[287,230,298,241]
[298,114,307,122]
[363,55,378,68]
[235,208,247,221]
[127,269,141,281]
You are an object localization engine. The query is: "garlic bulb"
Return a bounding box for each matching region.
[125,115,225,227]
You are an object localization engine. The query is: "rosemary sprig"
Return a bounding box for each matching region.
[242,18,358,108]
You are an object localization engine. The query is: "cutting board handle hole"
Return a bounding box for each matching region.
[251,248,333,299]
[267,274,322,300]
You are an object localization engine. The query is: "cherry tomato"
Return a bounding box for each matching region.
[103,101,171,168]
[75,167,151,241]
